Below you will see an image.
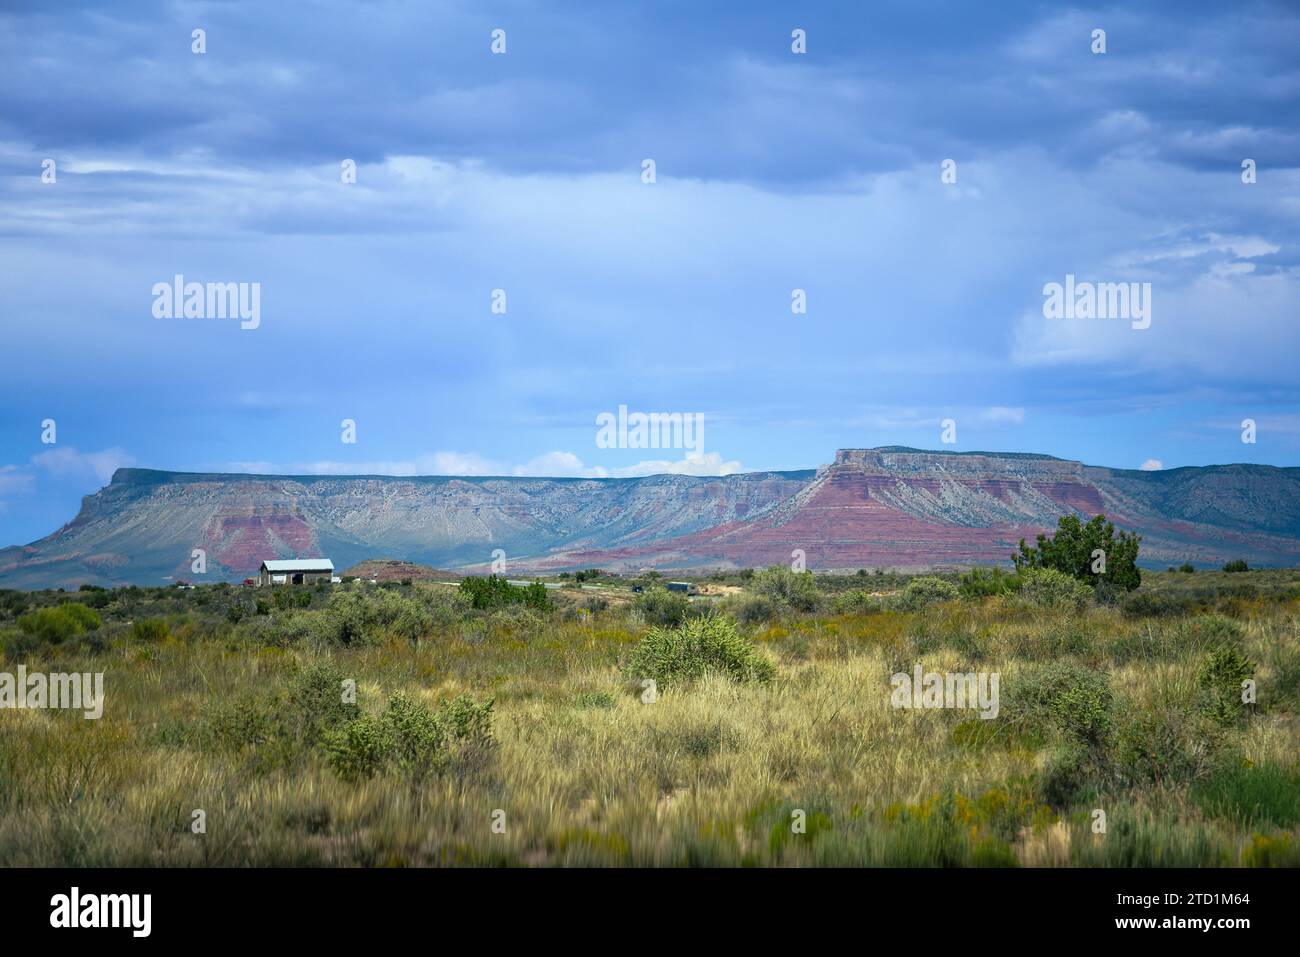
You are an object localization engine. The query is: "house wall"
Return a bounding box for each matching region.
[260,567,333,585]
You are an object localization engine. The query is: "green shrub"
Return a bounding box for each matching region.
[1013,513,1141,591]
[412,583,473,627]
[1113,709,1222,790]
[1,626,43,659]
[57,602,104,630]
[203,691,278,753]
[633,586,690,627]
[16,603,101,645]
[370,589,433,641]
[129,618,169,642]
[1190,762,1300,828]
[0,590,33,618]
[1010,661,1113,747]
[572,690,616,709]
[459,575,551,612]
[959,567,1018,598]
[325,691,494,783]
[1120,589,1196,619]
[626,613,775,689]
[1223,560,1249,573]
[1018,568,1093,613]
[1040,741,1093,807]
[750,566,820,612]
[323,713,389,782]
[252,610,337,648]
[1176,614,1245,653]
[272,587,312,611]
[324,591,381,644]
[896,576,960,611]
[1178,563,1196,574]
[830,589,883,614]
[283,662,356,738]
[1196,644,1255,726]
[730,594,780,625]
[198,662,361,765]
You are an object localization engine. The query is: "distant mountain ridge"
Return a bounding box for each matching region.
[1,447,1298,588]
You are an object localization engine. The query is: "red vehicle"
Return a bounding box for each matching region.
[242,578,256,587]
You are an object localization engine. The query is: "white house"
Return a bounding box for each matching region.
[258,558,334,586]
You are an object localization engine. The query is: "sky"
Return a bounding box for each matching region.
[1,0,1298,547]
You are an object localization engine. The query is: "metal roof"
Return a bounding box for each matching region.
[260,559,334,572]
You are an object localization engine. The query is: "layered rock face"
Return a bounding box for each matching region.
[2,449,1298,588]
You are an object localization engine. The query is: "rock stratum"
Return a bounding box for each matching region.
[2,447,1299,588]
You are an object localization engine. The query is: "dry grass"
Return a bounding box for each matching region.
[1,573,1298,866]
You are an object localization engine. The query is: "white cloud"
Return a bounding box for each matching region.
[31,446,136,483]
[605,452,744,478]
[0,465,36,511]
[224,450,744,479]
[979,406,1026,425]
[849,406,1025,431]
[0,465,33,494]
[1011,262,1300,380]
[1139,459,1163,471]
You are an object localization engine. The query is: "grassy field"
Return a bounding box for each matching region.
[1,567,1298,867]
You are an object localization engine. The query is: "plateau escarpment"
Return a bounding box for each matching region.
[1,449,1298,588]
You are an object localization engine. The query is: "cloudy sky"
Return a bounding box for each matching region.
[1,0,1298,546]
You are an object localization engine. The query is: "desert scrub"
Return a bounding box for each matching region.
[750,565,821,612]
[128,617,170,642]
[1190,761,1300,829]
[959,566,1019,598]
[459,574,551,612]
[1011,661,1113,746]
[631,585,691,626]
[625,613,775,689]
[1175,613,1245,653]
[1195,643,1255,726]
[1120,589,1199,619]
[1004,661,1115,806]
[879,787,1049,867]
[829,589,884,615]
[2,571,1298,867]
[1017,568,1093,613]
[726,594,781,625]
[7,603,102,655]
[896,576,960,611]
[196,661,361,770]
[324,691,494,783]
[1111,708,1224,793]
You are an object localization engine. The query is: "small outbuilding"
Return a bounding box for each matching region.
[259,558,334,586]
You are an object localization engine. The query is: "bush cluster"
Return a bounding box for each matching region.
[459,575,552,612]
[895,576,959,611]
[1017,568,1093,613]
[632,586,691,626]
[324,691,495,783]
[750,566,820,612]
[626,613,775,689]
[1013,513,1141,592]
[3,602,102,656]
